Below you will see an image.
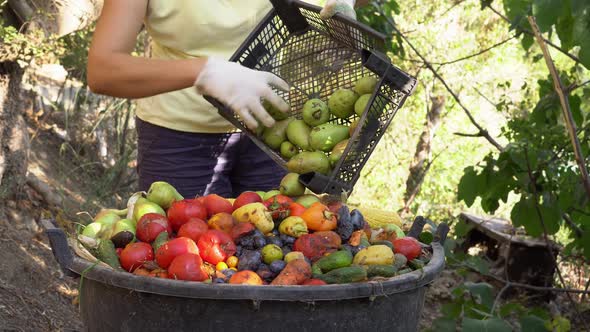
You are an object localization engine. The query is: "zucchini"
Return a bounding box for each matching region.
[371,240,394,250]
[97,239,122,270]
[408,259,425,270]
[152,231,169,252]
[313,250,353,273]
[366,265,397,278]
[315,266,367,284]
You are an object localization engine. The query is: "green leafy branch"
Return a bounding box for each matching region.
[361,0,505,150]
[483,0,587,68]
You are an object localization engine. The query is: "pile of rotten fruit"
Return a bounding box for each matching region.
[78,179,431,286]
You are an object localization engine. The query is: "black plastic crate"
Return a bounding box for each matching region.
[204,0,417,195]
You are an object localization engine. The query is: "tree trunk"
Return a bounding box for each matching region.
[402,95,445,212]
[0,61,30,200]
[9,0,103,37]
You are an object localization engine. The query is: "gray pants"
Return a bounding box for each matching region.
[136,117,286,198]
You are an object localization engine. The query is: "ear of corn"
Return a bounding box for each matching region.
[349,206,403,228]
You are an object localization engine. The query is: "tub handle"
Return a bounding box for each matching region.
[407,216,426,239]
[434,222,449,245]
[408,216,449,245]
[41,219,78,278]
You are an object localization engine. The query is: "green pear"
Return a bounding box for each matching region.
[286,120,311,151]
[295,195,320,208]
[302,98,330,126]
[280,141,298,160]
[263,118,294,150]
[147,181,183,209]
[81,222,104,239]
[133,200,166,224]
[94,210,124,228]
[286,151,331,175]
[328,89,359,119]
[110,219,136,248]
[279,173,306,197]
[263,190,281,201]
[353,76,378,95]
[354,94,372,116]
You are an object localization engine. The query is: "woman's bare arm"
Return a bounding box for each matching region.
[87,0,205,99]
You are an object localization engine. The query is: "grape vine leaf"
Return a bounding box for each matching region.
[465,282,494,308]
[532,0,562,32]
[556,0,575,51]
[511,196,561,237]
[462,318,513,332]
[521,315,550,332]
[458,166,480,207]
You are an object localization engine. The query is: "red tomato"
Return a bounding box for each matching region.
[168,253,209,281]
[233,191,262,210]
[155,237,199,269]
[302,279,327,286]
[177,218,208,243]
[229,270,263,285]
[116,248,123,257]
[136,213,171,243]
[203,194,234,217]
[197,230,237,265]
[167,199,207,232]
[293,232,339,262]
[229,222,256,241]
[263,194,294,220]
[288,202,306,217]
[120,242,154,272]
[393,237,422,261]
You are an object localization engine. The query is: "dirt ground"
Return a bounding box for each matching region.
[0,204,82,331]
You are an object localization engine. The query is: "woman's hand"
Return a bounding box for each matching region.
[320,0,357,19]
[194,58,290,130]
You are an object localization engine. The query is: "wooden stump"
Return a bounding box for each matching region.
[458,213,560,300]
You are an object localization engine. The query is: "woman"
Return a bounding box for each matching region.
[87,0,364,198]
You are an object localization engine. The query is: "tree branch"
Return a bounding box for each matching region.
[375,5,504,151]
[563,213,584,238]
[451,256,590,294]
[583,278,590,302]
[524,147,590,330]
[453,132,484,137]
[485,4,582,65]
[528,16,590,200]
[434,36,516,66]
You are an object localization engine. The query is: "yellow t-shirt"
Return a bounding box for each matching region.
[137,0,319,133]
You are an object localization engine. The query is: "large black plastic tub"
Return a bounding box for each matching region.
[43,220,447,332]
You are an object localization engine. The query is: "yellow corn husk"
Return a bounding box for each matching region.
[350,206,403,228]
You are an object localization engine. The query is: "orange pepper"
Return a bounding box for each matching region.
[300,202,337,231]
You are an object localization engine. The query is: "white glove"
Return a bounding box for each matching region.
[320,0,357,20]
[195,57,290,130]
